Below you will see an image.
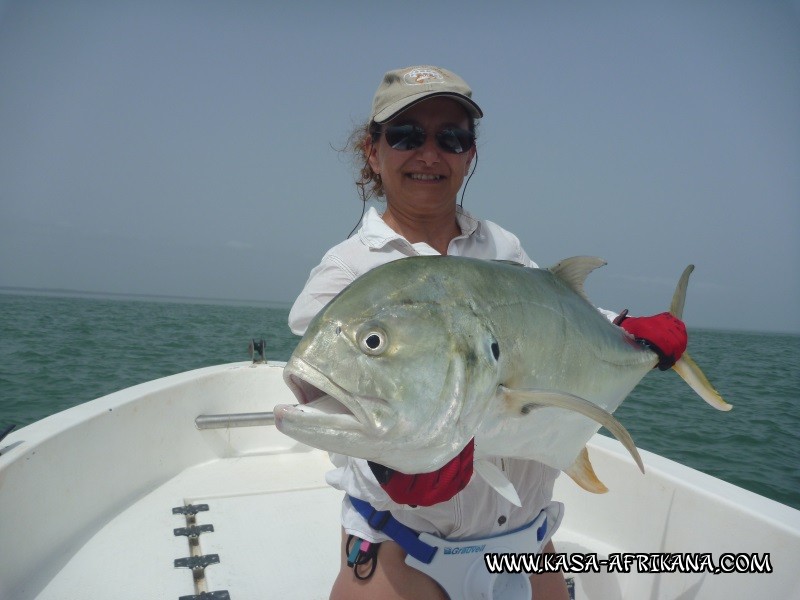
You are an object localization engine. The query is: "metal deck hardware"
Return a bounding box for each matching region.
[249,338,266,363]
[194,412,275,430]
[172,503,210,516]
[178,590,231,600]
[174,524,215,539]
[174,554,220,571]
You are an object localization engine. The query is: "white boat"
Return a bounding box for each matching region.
[1,361,798,599]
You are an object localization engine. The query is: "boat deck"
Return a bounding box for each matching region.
[33,450,342,600]
[25,445,622,600]
[27,441,798,600]
[2,362,799,599]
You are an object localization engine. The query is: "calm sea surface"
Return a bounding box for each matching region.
[1,292,798,510]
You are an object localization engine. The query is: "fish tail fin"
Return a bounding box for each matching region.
[672,353,732,411]
[669,264,694,319]
[667,264,732,411]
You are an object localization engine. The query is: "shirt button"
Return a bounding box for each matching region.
[498,515,507,526]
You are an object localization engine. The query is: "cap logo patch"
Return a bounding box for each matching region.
[403,67,444,86]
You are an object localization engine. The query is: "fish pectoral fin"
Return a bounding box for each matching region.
[672,353,732,411]
[499,386,644,474]
[474,459,522,507]
[565,446,608,494]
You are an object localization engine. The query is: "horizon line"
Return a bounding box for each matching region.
[0,285,291,308]
[1,285,797,336]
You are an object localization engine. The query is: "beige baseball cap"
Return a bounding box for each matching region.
[370,65,483,124]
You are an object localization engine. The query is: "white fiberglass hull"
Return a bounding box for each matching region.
[0,362,797,599]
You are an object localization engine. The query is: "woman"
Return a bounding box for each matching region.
[289,65,686,600]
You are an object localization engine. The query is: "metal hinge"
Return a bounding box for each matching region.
[178,592,230,600]
[172,503,209,516]
[174,524,215,539]
[174,554,220,571]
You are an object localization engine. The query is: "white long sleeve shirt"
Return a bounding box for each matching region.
[289,206,537,335]
[287,206,561,543]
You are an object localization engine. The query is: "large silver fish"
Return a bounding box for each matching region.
[277,256,729,498]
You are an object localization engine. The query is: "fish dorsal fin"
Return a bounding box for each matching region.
[549,257,607,304]
[474,459,522,507]
[491,259,527,267]
[565,446,608,494]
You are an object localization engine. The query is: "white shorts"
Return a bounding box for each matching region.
[325,454,561,543]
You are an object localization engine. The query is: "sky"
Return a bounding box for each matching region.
[0,1,798,333]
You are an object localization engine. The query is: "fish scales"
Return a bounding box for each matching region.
[277,255,729,494]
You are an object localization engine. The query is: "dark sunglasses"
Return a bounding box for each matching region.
[382,124,475,155]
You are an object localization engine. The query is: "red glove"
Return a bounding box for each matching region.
[616,311,687,370]
[368,439,474,507]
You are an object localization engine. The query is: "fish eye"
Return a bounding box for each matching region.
[359,328,388,356]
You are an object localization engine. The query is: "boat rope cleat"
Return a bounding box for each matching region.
[249,338,266,363]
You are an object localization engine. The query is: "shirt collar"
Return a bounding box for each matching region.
[455,207,481,239]
[358,207,404,249]
[357,206,482,250]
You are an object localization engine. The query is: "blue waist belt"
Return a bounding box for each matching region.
[348,495,439,564]
[348,495,548,565]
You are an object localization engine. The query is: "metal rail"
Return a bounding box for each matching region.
[195,411,275,430]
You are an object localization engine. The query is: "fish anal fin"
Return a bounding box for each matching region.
[565,446,608,494]
[548,257,607,304]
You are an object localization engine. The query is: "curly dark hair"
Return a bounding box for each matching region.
[346,121,383,203]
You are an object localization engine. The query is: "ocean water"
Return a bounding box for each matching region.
[1,291,798,510]
[0,292,300,427]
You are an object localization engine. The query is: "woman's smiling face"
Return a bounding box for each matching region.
[367,97,475,213]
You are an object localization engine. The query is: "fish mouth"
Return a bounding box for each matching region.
[278,358,395,434]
